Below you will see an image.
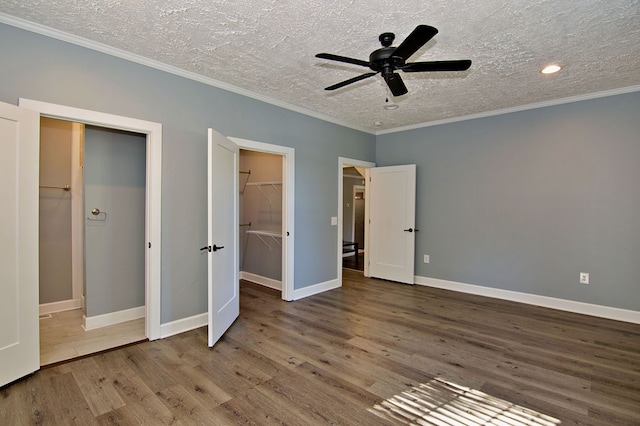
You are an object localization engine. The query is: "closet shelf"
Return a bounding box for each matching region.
[246,181,281,203]
[246,230,282,250]
[246,181,282,186]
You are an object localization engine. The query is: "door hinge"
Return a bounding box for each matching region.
[148,242,151,248]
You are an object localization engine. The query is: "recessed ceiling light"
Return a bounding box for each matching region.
[374,121,382,127]
[383,103,399,110]
[541,64,561,74]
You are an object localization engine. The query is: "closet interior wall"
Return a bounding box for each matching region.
[239,150,283,287]
[39,117,73,306]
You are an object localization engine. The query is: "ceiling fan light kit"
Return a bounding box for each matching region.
[316,25,472,97]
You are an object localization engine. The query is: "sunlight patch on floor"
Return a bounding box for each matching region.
[370,378,561,425]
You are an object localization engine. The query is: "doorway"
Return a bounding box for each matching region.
[230,137,295,301]
[239,150,284,292]
[343,183,365,270]
[342,168,365,270]
[206,133,295,347]
[38,119,148,365]
[338,157,375,283]
[19,98,162,366]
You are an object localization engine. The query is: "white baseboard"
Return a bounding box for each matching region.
[292,278,340,301]
[240,271,282,290]
[39,298,82,315]
[157,277,340,339]
[160,313,207,339]
[415,275,640,325]
[83,306,145,330]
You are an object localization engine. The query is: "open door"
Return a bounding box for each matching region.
[206,129,240,347]
[0,101,40,386]
[368,164,417,284]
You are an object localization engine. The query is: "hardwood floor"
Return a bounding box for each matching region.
[39,309,146,366]
[2,269,639,425]
[342,252,364,271]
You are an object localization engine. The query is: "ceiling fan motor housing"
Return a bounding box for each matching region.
[369,47,406,74]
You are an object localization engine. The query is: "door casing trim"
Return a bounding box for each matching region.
[338,157,375,286]
[19,98,162,340]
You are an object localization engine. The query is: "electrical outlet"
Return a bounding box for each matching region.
[580,272,589,284]
[424,254,430,263]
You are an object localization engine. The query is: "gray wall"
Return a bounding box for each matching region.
[39,117,72,304]
[376,92,640,311]
[0,23,375,323]
[84,125,146,317]
[240,150,282,281]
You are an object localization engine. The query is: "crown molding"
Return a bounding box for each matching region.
[0,13,374,135]
[376,84,640,135]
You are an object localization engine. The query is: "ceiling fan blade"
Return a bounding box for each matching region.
[384,73,408,96]
[316,53,371,68]
[402,60,472,72]
[392,25,438,60]
[325,72,377,91]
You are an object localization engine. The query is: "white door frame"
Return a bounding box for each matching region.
[230,137,295,301]
[338,157,375,286]
[19,98,162,340]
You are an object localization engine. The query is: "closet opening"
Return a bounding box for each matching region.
[38,117,147,365]
[337,157,375,284]
[239,150,284,293]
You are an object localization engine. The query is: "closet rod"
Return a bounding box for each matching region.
[39,184,70,191]
[240,222,252,227]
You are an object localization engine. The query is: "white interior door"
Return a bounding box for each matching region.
[368,164,417,284]
[0,101,40,386]
[207,129,239,347]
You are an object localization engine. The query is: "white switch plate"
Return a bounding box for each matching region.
[424,254,430,263]
[580,272,589,284]
[331,216,338,226]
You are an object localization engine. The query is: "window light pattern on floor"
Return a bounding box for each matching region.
[370,378,561,425]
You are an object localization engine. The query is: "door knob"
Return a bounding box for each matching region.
[200,246,212,252]
[403,228,413,232]
[212,244,225,252]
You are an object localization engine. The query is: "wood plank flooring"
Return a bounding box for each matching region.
[342,252,364,271]
[39,308,146,366]
[2,269,639,425]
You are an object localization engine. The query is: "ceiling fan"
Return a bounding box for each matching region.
[316,25,471,97]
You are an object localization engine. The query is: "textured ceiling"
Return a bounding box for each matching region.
[1,0,639,133]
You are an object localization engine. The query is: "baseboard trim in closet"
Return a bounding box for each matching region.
[160,313,207,339]
[240,271,282,290]
[83,305,145,330]
[292,278,340,301]
[39,298,82,315]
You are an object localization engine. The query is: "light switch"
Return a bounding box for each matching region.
[331,216,338,226]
